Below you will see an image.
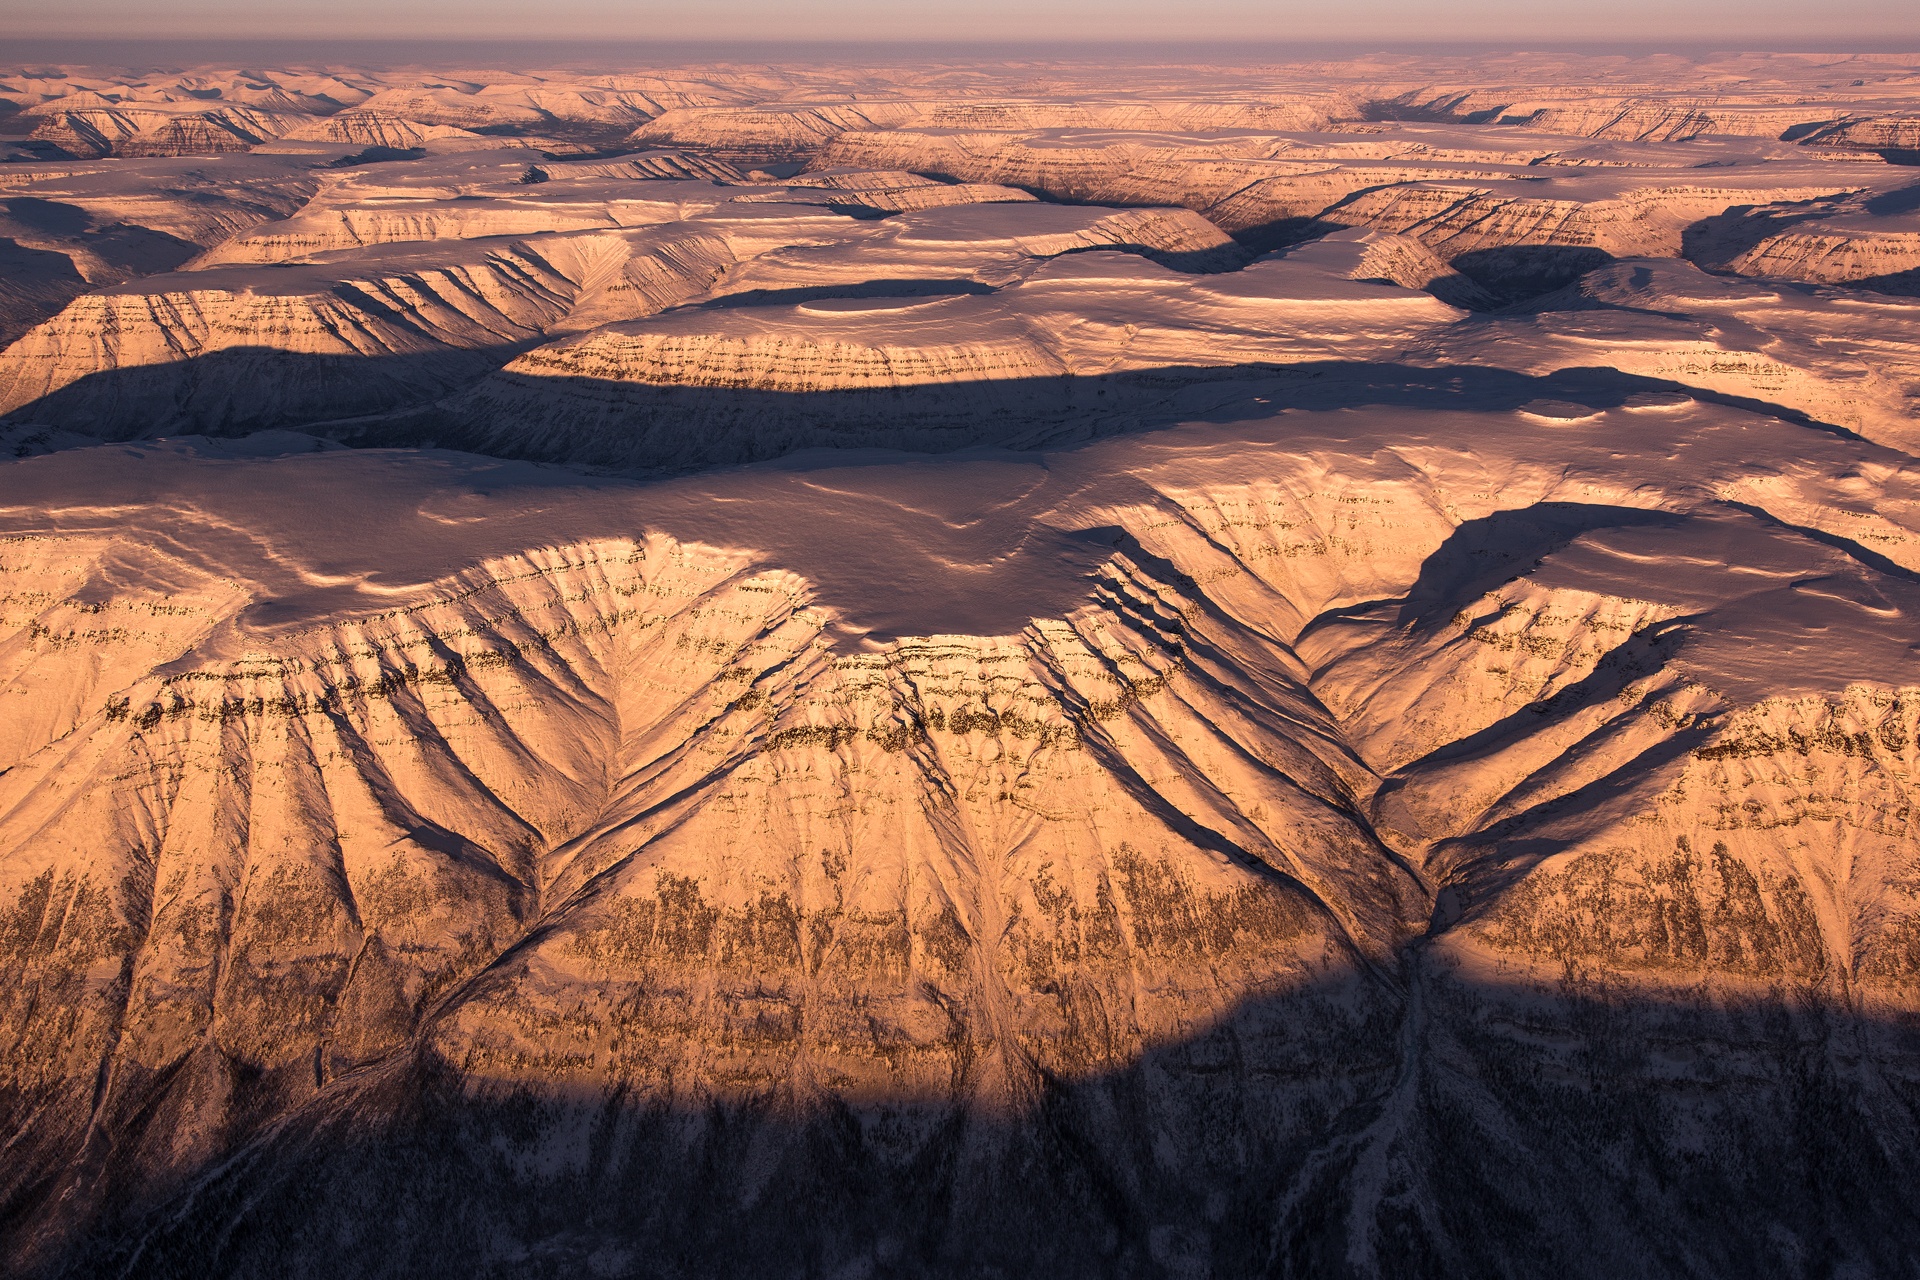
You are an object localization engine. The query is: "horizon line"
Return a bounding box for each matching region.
[7,37,1920,57]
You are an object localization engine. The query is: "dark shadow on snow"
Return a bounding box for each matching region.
[1385,503,1689,632]
[1864,182,1920,217]
[5,347,1868,472]
[1446,246,1616,308]
[685,278,998,311]
[6,956,1915,1280]
[0,345,528,439]
[3,197,201,276]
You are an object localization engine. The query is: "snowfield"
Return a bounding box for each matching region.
[3,46,1920,1280]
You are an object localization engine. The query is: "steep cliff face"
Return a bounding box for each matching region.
[11,159,1920,467]
[350,88,554,133]
[278,112,483,149]
[190,190,709,266]
[0,227,739,432]
[806,125,1874,278]
[1327,178,1867,262]
[1364,85,1906,144]
[807,128,1535,238]
[1731,207,1920,292]
[190,166,992,268]
[696,202,1243,303]
[8,50,1920,1278]
[1412,258,1920,452]
[0,514,1413,1275]
[0,155,322,342]
[1284,228,1495,306]
[0,200,1251,441]
[1,412,1917,1275]
[735,176,1037,215]
[406,243,1457,470]
[630,97,1352,163]
[24,104,301,158]
[1498,99,1850,141]
[1807,115,1920,152]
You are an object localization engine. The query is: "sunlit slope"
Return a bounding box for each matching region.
[5,45,1920,1278]
[1,399,1917,1271]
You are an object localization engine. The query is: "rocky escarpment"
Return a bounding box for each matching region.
[348,87,555,133]
[1,423,1917,1276]
[187,154,759,268]
[12,81,672,160]
[1413,256,1920,452]
[1326,176,1865,262]
[807,127,1540,241]
[807,126,1870,292]
[277,111,483,149]
[1357,82,1920,149]
[0,516,1416,1276]
[1806,115,1920,153]
[736,171,1037,215]
[1293,227,1496,306]
[0,155,324,342]
[8,49,1920,1277]
[0,200,1252,442]
[190,186,721,267]
[1371,89,1857,141]
[563,151,748,182]
[629,96,1354,164]
[365,220,1920,471]
[1730,207,1920,293]
[392,241,1457,470]
[24,103,302,158]
[696,202,1245,300]
[13,159,1919,466]
[0,228,736,432]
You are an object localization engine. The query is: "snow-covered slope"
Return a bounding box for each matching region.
[5,46,1920,1280]
[4,387,1919,1274]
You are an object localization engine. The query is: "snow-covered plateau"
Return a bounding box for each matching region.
[3,47,1920,1279]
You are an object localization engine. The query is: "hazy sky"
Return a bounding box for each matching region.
[2,0,1915,45]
